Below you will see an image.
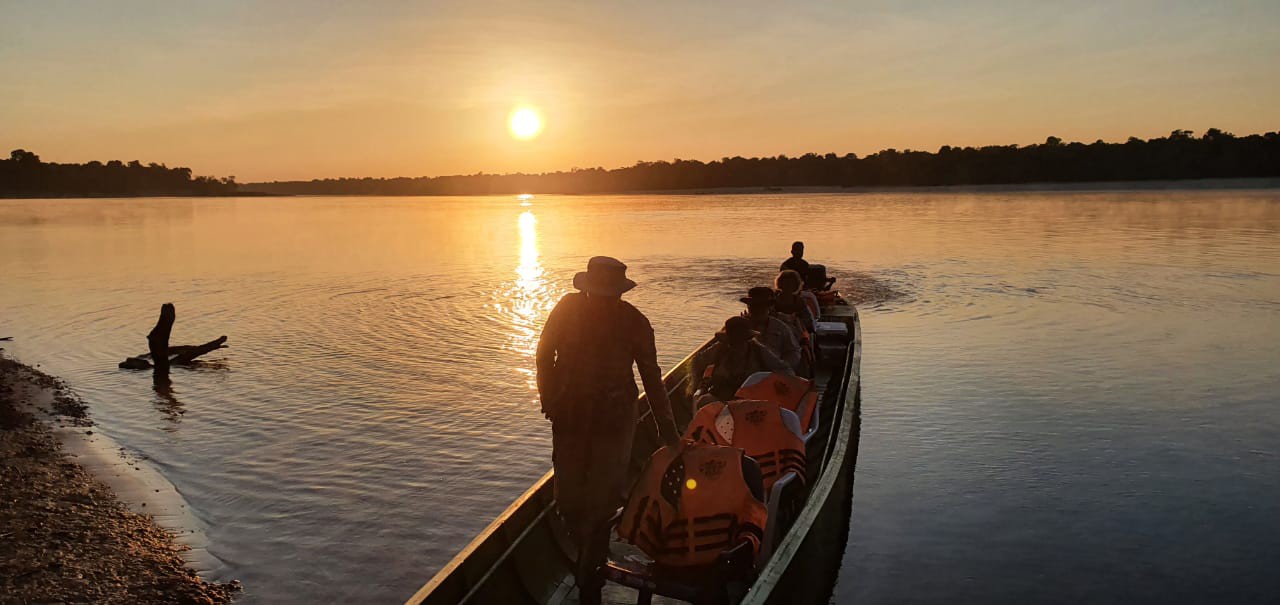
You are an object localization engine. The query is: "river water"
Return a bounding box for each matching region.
[2,189,1278,604]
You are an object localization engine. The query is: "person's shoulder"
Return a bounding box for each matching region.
[547,292,586,317]
[555,292,586,307]
[619,299,649,320]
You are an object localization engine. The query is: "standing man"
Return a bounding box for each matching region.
[780,240,810,281]
[537,256,681,605]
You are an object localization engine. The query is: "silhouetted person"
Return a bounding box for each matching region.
[775,269,815,332]
[780,241,810,281]
[740,287,802,372]
[773,270,815,377]
[536,256,680,605]
[689,316,792,402]
[805,263,838,293]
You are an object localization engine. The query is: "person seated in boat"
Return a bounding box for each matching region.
[780,240,810,282]
[804,263,838,293]
[775,270,814,325]
[772,273,815,378]
[740,287,802,372]
[689,316,793,402]
[619,441,767,569]
[780,268,821,323]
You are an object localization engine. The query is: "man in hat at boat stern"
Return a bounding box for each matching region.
[536,256,681,605]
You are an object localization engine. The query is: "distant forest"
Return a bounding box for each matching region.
[248,129,1280,196]
[4,129,1278,198]
[0,149,239,197]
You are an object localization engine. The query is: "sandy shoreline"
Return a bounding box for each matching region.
[0,353,239,604]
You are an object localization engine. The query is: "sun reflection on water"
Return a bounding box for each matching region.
[516,211,542,291]
[500,205,560,393]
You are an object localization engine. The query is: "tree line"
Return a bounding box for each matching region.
[0,149,239,197]
[247,129,1280,196]
[4,129,1277,198]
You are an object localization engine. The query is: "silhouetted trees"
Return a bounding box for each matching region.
[248,129,1280,196]
[0,150,239,197]
[6,129,1278,198]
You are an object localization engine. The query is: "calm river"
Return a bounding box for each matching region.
[2,189,1279,604]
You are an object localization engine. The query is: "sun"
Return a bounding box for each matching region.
[508,107,543,141]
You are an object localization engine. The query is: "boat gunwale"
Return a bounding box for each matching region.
[404,339,715,605]
[741,310,861,604]
[403,469,555,604]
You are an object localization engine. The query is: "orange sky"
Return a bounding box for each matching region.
[2,1,1277,182]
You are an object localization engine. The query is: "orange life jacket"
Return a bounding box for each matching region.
[735,372,820,434]
[684,400,806,494]
[619,442,768,568]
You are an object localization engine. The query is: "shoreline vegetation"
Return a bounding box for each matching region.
[248,128,1280,196]
[4,129,1278,199]
[0,149,242,198]
[0,353,238,604]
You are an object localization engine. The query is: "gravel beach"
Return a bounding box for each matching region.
[1,354,239,604]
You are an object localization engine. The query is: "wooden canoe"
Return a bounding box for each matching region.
[406,302,862,604]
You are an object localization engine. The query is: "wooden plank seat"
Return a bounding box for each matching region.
[602,539,754,605]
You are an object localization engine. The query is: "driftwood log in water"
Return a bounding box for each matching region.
[148,304,176,375]
[169,337,229,364]
[118,304,227,371]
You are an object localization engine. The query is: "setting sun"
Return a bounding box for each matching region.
[508,107,543,141]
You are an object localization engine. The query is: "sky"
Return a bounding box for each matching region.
[2,0,1278,182]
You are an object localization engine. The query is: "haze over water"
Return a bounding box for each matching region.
[2,189,1279,603]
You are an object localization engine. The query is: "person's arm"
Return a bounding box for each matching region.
[536,297,567,420]
[635,313,681,446]
[688,348,709,399]
[801,290,821,321]
[799,305,816,333]
[755,341,795,376]
[776,319,802,370]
